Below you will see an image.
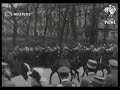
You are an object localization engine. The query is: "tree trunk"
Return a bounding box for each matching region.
[34,11,38,36]
[43,4,49,45]
[71,4,78,43]
[89,4,97,45]
[9,4,18,47]
[57,4,61,45]
[59,19,66,45]
[103,24,108,44]
[44,22,48,39]
[65,22,69,42]
[85,9,87,27]
[13,21,17,47]
[26,21,30,43]
[59,4,69,46]
[33,4,39,36]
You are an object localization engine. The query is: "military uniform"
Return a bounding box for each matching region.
[91,75,106,87]
[56,66,76,87]
[80,59,106,87]
[57,79,76,87]
[104,59,118,87]
[80,72,96,87]
[80,72,106,87]
[104,71,118,87]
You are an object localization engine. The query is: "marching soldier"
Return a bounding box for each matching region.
[56,66,76,87]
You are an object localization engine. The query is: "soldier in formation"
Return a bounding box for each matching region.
[2,43,118,87]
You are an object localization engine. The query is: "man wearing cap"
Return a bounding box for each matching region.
[90,75,106,87]
[80,59,105,87]
[104,59,118,87]
[56,66,76,87]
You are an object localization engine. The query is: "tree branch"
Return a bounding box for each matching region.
[48,4,57,16]
[94,4,109,16]
[16,16,25,21]
[2,7,11,12]
[20,27,27,34]
[17,18,28,27]
[2,22,13,30]
[33,3,36,9]
[2,14,14,25]
[9,3,16,12]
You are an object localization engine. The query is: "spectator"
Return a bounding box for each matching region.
[104,59,118,87]
[90,75,106,87]
[56,66,76,87]
[80,59,101,87]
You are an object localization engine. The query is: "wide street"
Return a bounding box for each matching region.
[11,67,105,87]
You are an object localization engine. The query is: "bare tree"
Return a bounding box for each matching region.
[43,4,57,44]
[70,3,78,43]
[2,3,28,47]
[33,3,40,36]
[57,4,61,43]
[59,4,69,45]
[22,3,33,43]
[88,3,109,45]
[64,18,70,42]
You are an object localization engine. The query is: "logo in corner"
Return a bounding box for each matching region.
[4,11,12,17]
[104,5,116,24]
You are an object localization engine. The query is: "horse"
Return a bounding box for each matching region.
[49,48,82,84]
[96,49,115,76]
[66,49,81,82]
[48,49,63,84]
[93,55,111,77]
[76,49,90,77]
[83,49,111,77]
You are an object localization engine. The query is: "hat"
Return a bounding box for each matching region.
[87,59,97,69]
[73,47,79,50]
[86,48,89,50]
[90,45,94,48]
[30,48,33,51]
[109,59,118,69]
[63,46,68,50]
[91,76,105,87]
[15,46,19,49]
[2,62,8,66]
[57,66,70,73]
[47,46,51,49]
[25,47,29,51]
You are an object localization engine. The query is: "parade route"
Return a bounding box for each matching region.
[10,67,105,87]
